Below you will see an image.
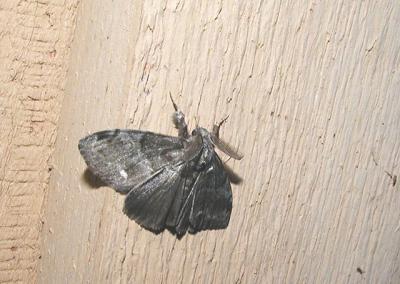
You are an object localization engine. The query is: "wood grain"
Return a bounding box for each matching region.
[0,0,79,283]
[39,0,400,283]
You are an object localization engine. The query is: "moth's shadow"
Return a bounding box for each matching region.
[82,168,107,189]
[224,164,243,185]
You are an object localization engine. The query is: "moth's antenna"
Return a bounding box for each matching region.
[169,92,178,111]
[213,115,230,138]
[218,115,229,128]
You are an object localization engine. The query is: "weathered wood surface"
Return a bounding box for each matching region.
[0,0,78,283]
[17,0,400,283]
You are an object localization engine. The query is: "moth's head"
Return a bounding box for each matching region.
[172,110,185,126]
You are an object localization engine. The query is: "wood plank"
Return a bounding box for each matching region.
[39,0,400,283]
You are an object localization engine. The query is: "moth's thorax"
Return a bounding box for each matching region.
[191,127,214,170]
[192,127,213,145]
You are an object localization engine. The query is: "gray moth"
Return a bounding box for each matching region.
[78,96,243,237]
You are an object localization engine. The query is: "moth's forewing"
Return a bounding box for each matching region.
[123,164,185,233]
[78,129,184,193]
[123,138,204,236]
[165,162,202,236]
[188,154,232,233]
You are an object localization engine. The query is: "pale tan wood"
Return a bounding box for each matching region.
[39,0,400,283]
[0,0,79,283]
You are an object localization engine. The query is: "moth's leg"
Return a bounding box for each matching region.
[169,93,189,139]
[212,115,229,138]
[211,115,243,160]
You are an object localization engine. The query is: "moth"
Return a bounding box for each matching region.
[78,96,243,237]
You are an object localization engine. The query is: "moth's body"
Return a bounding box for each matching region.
[183,128,213,169]
[79,98,242,237]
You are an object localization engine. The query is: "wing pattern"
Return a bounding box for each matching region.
[79,129,185,193]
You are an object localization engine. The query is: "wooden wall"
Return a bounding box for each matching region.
[1,0,399,283]
[0,0,78,282]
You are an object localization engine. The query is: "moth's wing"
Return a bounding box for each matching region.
[188,154,233,233]
[123,152,204,236]
[123,162,190,233]
[78,129,185,193]
[165,164,200,236]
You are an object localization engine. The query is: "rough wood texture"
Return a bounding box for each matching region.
[40,0,400,283]
[0,0,78,283]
